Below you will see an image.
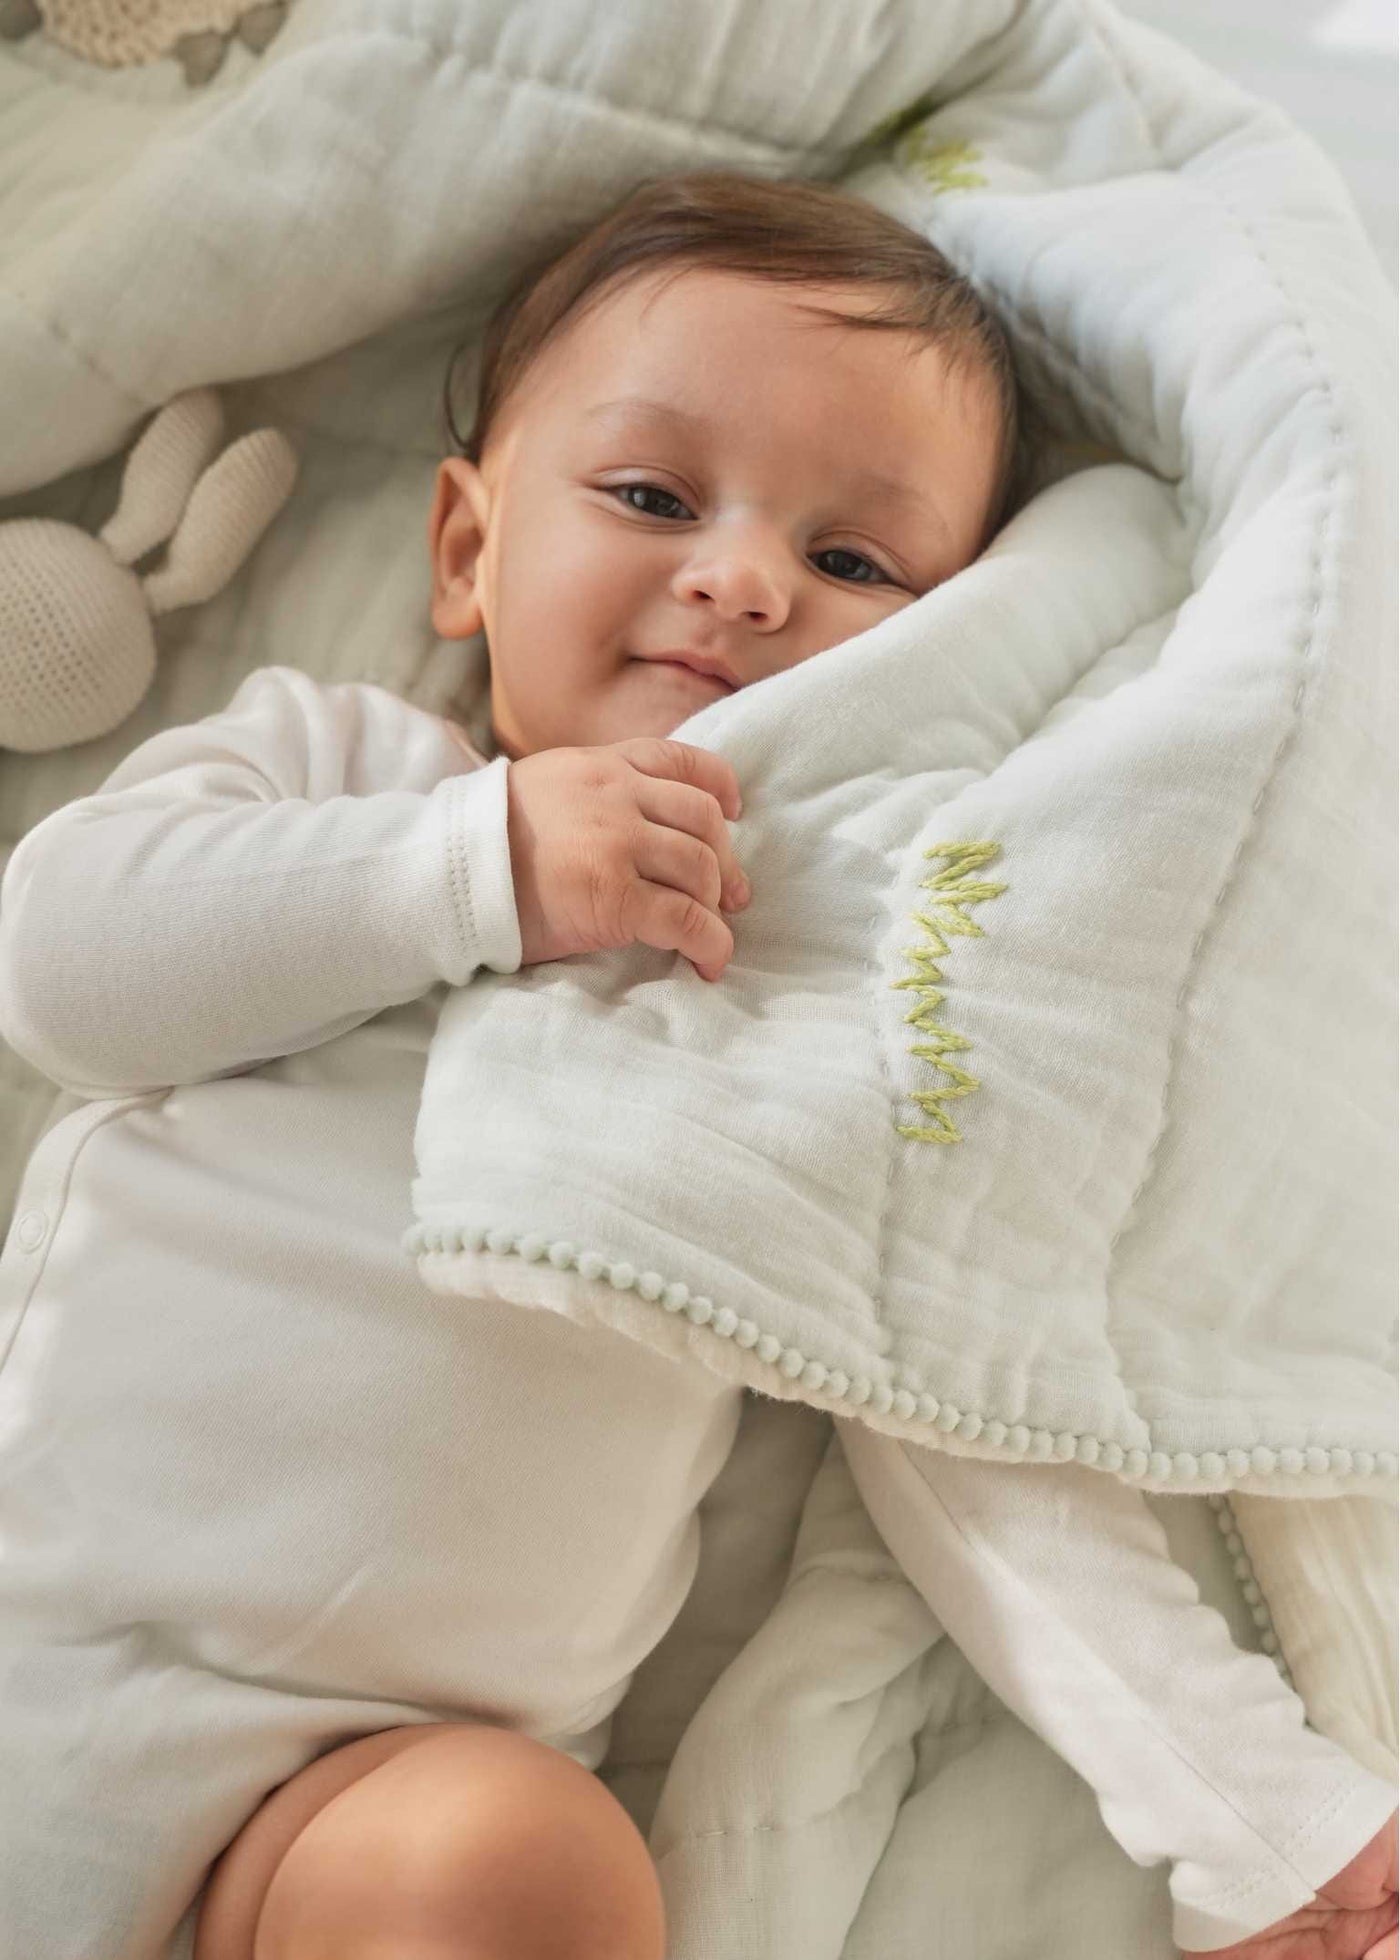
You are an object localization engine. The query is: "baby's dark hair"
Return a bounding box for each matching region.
[442,170,1023,552]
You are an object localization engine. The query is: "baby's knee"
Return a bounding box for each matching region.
[251,1724,665,1960]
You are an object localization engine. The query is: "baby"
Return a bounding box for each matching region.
[0,172,1393,1960]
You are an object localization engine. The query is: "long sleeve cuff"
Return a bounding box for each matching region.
[0,748,523,1097]
[1173,1768,1398,1951]
[835,1420,1398,1954]
[433,754,521,981]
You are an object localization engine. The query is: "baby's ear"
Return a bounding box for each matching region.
[429,456,491,639]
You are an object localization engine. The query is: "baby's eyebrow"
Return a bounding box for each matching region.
[583,396,705,434]
[845,468,949,541]
[583,395,950,548]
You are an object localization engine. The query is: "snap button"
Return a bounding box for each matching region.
[15,1211,47,1252]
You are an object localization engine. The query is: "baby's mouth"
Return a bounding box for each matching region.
[628,654,737,692]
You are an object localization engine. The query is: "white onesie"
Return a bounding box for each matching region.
[0,663,1390,1960]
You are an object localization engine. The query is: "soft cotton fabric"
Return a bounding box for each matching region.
[410,451,1396,1497]
[0,665,1391,1958]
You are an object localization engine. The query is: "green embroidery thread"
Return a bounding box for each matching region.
[846,99,987,192]
[897,133,987,193]
[851,89,940,158]
[891,840,1006,1145]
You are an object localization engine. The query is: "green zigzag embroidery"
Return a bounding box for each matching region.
[845,98,987,193]
[891,840,1006,1145]
[850,89,940,157]
[897,133,987,193]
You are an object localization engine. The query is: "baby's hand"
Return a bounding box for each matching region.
[505,737,751,983]
[1180,1812,1397,1960]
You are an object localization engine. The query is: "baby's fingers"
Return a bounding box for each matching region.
[633,816,750,917]
[632,775,751,910]
[630,880,735,982]
[617,736,743,822]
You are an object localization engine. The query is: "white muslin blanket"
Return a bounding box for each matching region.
[406,9,1399,1502]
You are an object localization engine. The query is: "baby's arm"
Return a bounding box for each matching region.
[0,665,520,1098]
[837,1420,1398,1953]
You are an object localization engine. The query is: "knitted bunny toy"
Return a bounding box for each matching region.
[0,387,298,752]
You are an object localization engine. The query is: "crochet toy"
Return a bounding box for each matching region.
[0,0,291,88]
[0,388,298,753]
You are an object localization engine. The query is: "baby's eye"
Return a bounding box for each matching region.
[610,487,896,587]
[613,483,693,521]
[812,547,890,586]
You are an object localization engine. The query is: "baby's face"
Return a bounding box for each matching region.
[430,265,1002,759]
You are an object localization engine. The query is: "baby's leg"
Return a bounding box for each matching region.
[836,1420,1398,1954]
[194,1721,665,1960]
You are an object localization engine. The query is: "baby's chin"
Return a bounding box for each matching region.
[601,656,739,740]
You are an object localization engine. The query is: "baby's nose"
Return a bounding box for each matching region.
[673,545,789,629]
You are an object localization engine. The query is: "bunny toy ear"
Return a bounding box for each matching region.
[140,426,299,615]
[98,388,226,568]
